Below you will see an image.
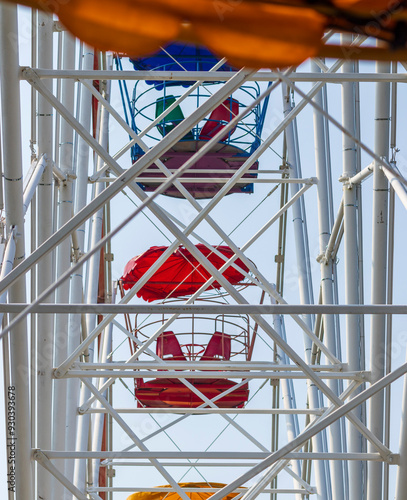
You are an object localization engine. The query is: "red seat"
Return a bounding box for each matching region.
[199,98,239,142]
[201,332,231,361]
[156,331,187,361]
[135,330,249,408]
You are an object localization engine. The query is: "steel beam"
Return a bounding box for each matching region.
[0,6,32,500]
[367,55,391,500]
[23,69,407,83]
[0,304,405,314]
[204,361,407,500]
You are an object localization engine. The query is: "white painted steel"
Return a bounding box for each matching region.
[41,450,398,461]
[272,310,301,499]
[0,230,16,326]
[25,69,407,83]
[22,154,47,215]
[67,77,393,471]
[381,164,407,210]
[36,12,55,500]
[206,361,407,500]
[86,408,325,415]
[52,31,76,500]
[0,303,406,314]
[0,54,357,299]
[68,43,95,491]
[367,56,391,500]
[94,177,314,184]
[91,321,112,490]
[341,36,364,500]
[0,230,16,500]
[80,378,193,500]
[2,18,407,500]
[0,6,32,500]
[63,370,362,380]
[75,362,343,371]
[348,163,374,186]
[312,59,344,500]
[74,65,110,494]
[0,66,255,303]
[282,82,328,500]
[34,450,88,500]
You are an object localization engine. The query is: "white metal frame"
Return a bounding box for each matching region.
[1,5,407,500]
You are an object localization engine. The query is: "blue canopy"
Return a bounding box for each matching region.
[130,43,236,90]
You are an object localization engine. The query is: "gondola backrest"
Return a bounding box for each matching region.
[199,98,239,142]
[156,331,187,361]
[201,331,231,361]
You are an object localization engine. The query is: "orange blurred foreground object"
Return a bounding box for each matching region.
[332,0,398,13]
[126,482,242,500]
[5,0,324,68]
[5,0,407,67]
[193,3,325,69]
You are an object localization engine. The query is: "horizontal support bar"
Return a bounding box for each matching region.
[102,461,294,467]
[101,455,385,467]
[94,177,316,185]
[22,69,407,83]
[76,362,345,372]
[86,407,326,415]
[40,450,398,463]
[88,488,315,495]
[347,162,374,185]
[94,169,289,177]
[0,304,406,314]
[63,370,364,380]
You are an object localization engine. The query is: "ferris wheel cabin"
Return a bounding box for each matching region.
[118,43,269,198]
[119,244,259,409]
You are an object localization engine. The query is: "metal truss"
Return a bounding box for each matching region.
[1,5,407,500]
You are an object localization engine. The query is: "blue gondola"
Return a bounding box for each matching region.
[117,43,270,199]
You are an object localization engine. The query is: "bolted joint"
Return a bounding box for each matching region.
[77,406,87,415]
[106,468,116,478]
[32,449,45,462]
[53,368,63,379]
[316,253,328,265]
[105,252,114,262]
[338,175,353,189]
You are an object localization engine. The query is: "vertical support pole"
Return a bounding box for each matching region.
[29,13,38,496]
[86,71,110,492]
[91,321,113,488]
[340,35,364,500]
[0,5,32,499]
[67,45,95,489]
[74,57,110,493]
[36,11,54,500]
[0,231,16,323]
[2,332,14,500]
[311,60,345,500]
[52,32,76,499]
[282,83,328,500]
[367,53,390,500]
[394,257,407,499]
[1,230,16,500]
[272,307,301,500]
[0,109,4,213]
[384,62,397,500]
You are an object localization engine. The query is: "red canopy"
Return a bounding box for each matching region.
[121,244,249,302]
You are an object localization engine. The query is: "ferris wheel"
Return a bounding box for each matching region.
[1,2,407,500]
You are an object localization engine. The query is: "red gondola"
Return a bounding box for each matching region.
[121,244,250,302]
[134,331,249,409]
[120,244,258,409]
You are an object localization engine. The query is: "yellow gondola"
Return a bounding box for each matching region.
[126,482,242,500]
